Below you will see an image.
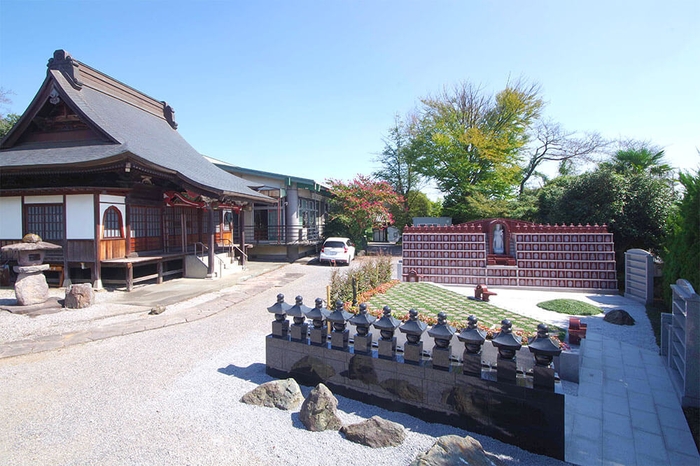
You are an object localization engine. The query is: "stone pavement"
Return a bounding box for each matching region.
[1,264,699,465]
[567,331,699,465]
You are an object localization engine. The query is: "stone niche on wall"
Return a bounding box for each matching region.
[401,218,617,291]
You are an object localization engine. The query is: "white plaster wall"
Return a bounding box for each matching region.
[99,195,126,229]
[66,194,95,239]
[0,197,22,238]
[24,195,63,204]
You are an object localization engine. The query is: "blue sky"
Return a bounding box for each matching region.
[1,0,698,190]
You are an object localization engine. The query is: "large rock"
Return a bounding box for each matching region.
[299,383,343,432]
[14,273,49,306]
[341,415,406,448]
[604,309,635,326]
[64,283,95,309]
[410,435,503,466]
[240,378,304,410]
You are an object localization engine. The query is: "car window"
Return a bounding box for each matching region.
[324,241,345,248]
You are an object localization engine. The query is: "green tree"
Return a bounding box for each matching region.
[411,79,543,222]
[538,165,676,283]
[373,115,425,229]
[326,175,404,249]
[604,143,673,177]
[662,167,700,299]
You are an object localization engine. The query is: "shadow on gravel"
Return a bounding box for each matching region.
[218,363,272,385]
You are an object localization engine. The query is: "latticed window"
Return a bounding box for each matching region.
[102,207,123,238]
[26,204,64,240]
[131,206,161,238]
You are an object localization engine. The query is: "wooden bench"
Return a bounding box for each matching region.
[568,317,588,345]
[45,264,64,287]
[474,284,497,302]
[403,269,422,283]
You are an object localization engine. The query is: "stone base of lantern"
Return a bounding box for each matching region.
[378,337,397,360]
[462,351,483,377]
[403,341,424,365]
[496,356,517,384]
[533,364,556,391]
[309,327,327,346]
[290,323,308,342]
[331,329,349,350]
[13,270,50,306]
[353,333,373,354]
[431,345,452,371]
[272,320,289,339]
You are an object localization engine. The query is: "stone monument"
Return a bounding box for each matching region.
[1,234,62,306]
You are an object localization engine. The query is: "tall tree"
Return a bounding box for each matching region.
[518,119,608,194]
[373,114,424,228]
[662,166,700,299]
[605,143,673,178]
[412,79,543,222]
[326,175,404,249]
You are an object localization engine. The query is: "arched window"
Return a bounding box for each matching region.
[103,206,123,238]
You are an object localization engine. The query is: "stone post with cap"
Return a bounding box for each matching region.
[348,303,376,354]
[373,305,401,360]
[528,323,562,390]
[267,293,291,339]
[427,312,455,370]
[327,299,352,350]
[457,315,486,377]
[399,309,428,364]
[287,295,311,343]
[306,298,329,346]
[491,319,522,384]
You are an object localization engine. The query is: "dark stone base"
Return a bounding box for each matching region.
[290,323,308,342]
[497,357,517,384]
[353,333,373,354]
[462,351,483,377]
[377,337,397,360]
[309,327,326,345]
[403,341,423,364]
[331,329,349,350]
[431,345,452,370]
[266,335,565,460]
[272,320,289,339]
[533,364,556,390]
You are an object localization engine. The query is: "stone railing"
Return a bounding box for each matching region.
[265,294,565,460]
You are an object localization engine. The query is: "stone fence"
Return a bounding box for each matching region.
[264,294,565,460]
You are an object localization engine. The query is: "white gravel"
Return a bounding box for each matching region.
[1,263,658,465]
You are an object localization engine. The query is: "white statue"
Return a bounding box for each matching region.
[493,224,504,254]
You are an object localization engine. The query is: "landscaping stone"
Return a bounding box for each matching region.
[298,383,342,431]
[341,415,406,448]
[604,309,636,326]
[409,434,504,466]
[64,284,95,309]
[240,378,304,410]
[149,305,166,315]
[14,272,49,306]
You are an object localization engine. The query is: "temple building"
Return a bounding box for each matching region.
[0,50,274,290]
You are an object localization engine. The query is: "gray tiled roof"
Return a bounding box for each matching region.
[1,69,271,203]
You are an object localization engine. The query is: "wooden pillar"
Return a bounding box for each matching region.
[126,262,133,292]
[207,207,215,277]
[239,207,247,266]
[93,193,102,289]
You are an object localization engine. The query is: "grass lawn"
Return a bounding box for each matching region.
[364,282,562,340]
[537,299,602,316]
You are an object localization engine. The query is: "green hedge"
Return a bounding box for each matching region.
[329,255,393,304]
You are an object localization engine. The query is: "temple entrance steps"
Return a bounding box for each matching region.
[185,252,242,279]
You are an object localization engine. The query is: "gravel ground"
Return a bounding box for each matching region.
[0,260,656,465]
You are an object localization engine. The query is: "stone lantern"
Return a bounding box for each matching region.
[348,303,376,354]
[427,312,456,370]
[528,324,562,390]
[306,298,330,346]
[457,315,486,377]
[1,234,62,306]
[327,299,352,350]
[491,319,522,384]
[267,293,291,339]
[287,295,311,343]
[399,309,428,364]
[373,305,401,360]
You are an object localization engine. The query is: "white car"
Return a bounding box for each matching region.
[319,237,356,265]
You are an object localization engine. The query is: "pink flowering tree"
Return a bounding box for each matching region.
[326,175,404,249]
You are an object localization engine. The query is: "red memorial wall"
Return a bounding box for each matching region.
[402,219,617,291]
